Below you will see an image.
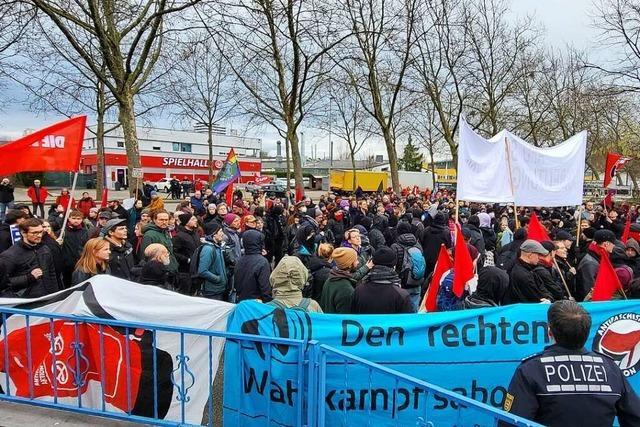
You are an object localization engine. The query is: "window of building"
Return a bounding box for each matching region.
[172,142,180,152]
[180,143,192,153]
[152,146,161,151]
[116,140,124,148]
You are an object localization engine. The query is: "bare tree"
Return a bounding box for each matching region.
[25,0,201,194]
[336,0,419,193]
[198,0,348,195]
[163,34,239,182]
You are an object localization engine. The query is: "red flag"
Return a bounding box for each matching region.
[527,212,551,242]
[453,224,474,297]
[100,187,108,208]
[225,181,234,206]
[0,116,86,174]
[604,191,614,209]
[622,215,631,244]
[295,184,304,203]
[604,153,631,188]
[591,250,623,301]
[423,244,452,312]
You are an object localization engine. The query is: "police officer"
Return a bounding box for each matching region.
[501,300,640,426]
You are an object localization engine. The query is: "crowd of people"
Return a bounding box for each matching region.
[1,178,639,313]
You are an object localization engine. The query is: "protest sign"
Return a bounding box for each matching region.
[457,119,587,206]
[224,300,640,426]
[0,275,233,424]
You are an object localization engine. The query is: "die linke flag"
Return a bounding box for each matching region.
[212,148,240,194]
[453,224,474,297]
[423,244,452,312]
[527,211,551,242]
[0,116,86,175]
[604,152,631,188]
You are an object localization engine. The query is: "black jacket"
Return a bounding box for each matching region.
[139,260,170,288]
[0,223,12,253]
[532,264,566,301]
[497,228,527,273]
[172,226,200,273]
[463,223,485,255]
[61,226,89,271]
[508,258,552,304]
[234,230,272,302]
[352,265,413,314]
[576,249,600,302]
[0,240,60,298]
[106,239,137,281]
[326,218,346,247]
[0,182,14,203]
[41,233,63,279]
[369,215,388,251]
[307,255,332,301]
[421,223,452,276]
[71,265,110,285]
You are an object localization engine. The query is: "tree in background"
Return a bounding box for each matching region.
[399,136,423,171]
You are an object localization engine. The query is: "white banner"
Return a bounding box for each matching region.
[0,275,234,424]
[457,119,587,206]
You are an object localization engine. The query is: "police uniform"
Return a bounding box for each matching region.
[502,344,640,427]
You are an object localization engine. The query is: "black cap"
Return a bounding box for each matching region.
[204,221,222,236]
[593,229,616,244]
[372,246,396,268]
[553,229,575,241]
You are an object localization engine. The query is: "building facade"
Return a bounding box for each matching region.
[80,125,262,189]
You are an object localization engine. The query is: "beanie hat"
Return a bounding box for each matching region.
[224,213,239,226]
[615,266,633,288]
[205,221,222,236]
[332,247,358,270]
[340,199,349,209]
[397,221,412,236]
[359,216,372,230]
[178,214,194,227]
[372,246,396,268]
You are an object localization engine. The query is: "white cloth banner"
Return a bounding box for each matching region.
[0,275,234,424]
[457,118,587,206]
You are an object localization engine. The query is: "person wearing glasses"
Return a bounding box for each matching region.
[0,217,60,297]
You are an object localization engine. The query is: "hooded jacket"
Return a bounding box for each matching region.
[266,255,322,312]
[320,269,356,314]
[140,223,178,274]
[306,254,332,301]
[369,215,387,251]
[421,219,452,276]
[576,246,601,302]
[497,228,528,273]
[61,225,89,272]
[198,238,233,296]
[463,266,509,309]
[234,230,272,302]
[352,265,413,314]
[172,226,201,273]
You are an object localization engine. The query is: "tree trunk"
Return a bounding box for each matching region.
[428,141,436,190]
[95,111,105,200]
[350,150,357,190]
[207,124,214,183]
[285,137,291,190]
[118,90,142,196]
[382,127,400,193]
[288,128,304,197]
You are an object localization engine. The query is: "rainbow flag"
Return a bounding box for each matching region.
[212,148,241,193]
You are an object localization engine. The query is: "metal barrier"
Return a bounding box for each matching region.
[0,306,310,426]
[312,343,542,427]
[0,306,540,426]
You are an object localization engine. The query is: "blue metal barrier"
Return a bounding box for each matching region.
[0,306,310,426]
[311,343,542,427]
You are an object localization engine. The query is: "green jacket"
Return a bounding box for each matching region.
[320,269,356,314]
[140,223,178,274]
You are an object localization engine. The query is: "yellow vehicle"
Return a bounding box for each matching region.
[330,170,388,193]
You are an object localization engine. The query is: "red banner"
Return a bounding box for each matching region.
[604,152,631,188]
[0,116,86,175]
[254,175,271,185]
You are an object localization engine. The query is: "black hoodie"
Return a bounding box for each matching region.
[235,229,272,302]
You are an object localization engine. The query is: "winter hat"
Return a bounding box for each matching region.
[397,221,413,236]
[150,191,158,197]
[625,238,640,255]
[615,266,633,288]
[478,212,491,228]
[540,241,558,253]
[354,224,368,236]
[205,221,222,236]
[332,247,358,270]
[372,246,396,268]
[178,214,194,227]
[100,218,127,237]
[594,229,616,244]
[359,216,372,230]
[339,199,350,209]
[224,213,239,226]
[433,212,446,226]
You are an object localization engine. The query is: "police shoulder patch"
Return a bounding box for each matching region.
[503,393,514,412]
[521,352,542,363]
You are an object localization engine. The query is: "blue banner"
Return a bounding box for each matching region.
[224,301,640,426]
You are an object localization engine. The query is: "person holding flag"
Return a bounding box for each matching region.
[211,148,241,204]
[576,230,616,301]
[506,239,553,304]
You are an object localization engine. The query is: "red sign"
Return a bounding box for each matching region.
[254,175,271,185]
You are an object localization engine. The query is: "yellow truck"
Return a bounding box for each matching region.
[330,170,388,193]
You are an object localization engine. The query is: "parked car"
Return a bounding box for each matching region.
[258,184,287,198]
[152,177,173,193]
[243,181,261,192]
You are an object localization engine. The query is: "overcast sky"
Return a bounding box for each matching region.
[0,0,603,159]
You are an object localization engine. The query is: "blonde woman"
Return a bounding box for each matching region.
[72,238,111,285]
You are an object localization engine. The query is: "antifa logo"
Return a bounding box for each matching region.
[240,308,312,360]
[593,313,640,377]
[609,158,630,181]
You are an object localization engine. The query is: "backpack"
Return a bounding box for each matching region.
[400,246,426,288]
[268,298,312,312]
[189,244,207,289]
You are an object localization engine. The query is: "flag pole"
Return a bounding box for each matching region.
[575,205,583,248]
[58,171,79,243]
[552,258,574,300]
[504,137,519,229]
